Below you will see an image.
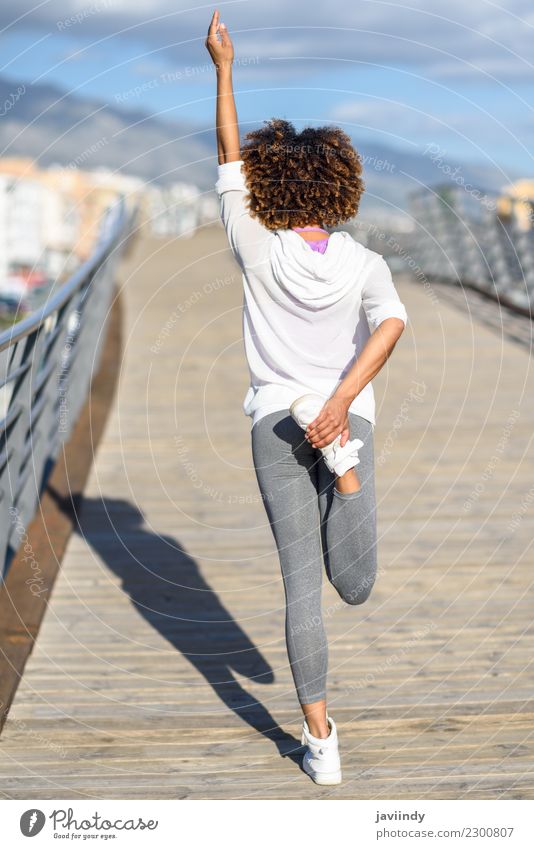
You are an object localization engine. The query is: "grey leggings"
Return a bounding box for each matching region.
[251,410,377,704]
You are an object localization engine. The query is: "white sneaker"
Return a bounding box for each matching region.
[289,393,364,477]
[301,715,342,785]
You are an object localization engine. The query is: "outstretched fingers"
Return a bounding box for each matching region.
[206,9,219,44]
[209,9,219,32]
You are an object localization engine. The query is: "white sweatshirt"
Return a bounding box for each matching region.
[215,160,408,428]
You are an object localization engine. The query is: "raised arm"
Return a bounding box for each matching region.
[205,10,240,164]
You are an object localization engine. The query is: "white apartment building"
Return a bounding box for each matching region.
[146,182,219,238]
[0,174,85,289]
[0,176,45,282]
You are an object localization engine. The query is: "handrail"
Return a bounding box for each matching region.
[409,182,534,314]
[0,196,137,578]
[0,201,129,353]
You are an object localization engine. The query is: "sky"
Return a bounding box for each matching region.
[1,0,533,175]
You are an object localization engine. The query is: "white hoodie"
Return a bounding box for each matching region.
[215,160,408,428]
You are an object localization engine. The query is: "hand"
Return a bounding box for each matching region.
[205,9,234,69]
[306,396,352,449]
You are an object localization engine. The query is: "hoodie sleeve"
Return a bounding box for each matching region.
[215,160,273,270]
[360,254,408,331]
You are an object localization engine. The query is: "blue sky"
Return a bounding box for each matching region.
[1,0,533,176]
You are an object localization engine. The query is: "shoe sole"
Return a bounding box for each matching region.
[302,759,342,785]
[289,395,322,424]
[288,398,300,418]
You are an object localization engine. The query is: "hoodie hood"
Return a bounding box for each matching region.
[270,229,368,309]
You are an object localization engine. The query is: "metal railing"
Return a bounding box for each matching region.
[409,185,534,315]
[0,198,136,577]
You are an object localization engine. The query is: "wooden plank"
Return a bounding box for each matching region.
[0,224,533,799]
[0,290,123,733]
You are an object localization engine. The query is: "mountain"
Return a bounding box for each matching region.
[0,75,521,218]
[0,75,216,189]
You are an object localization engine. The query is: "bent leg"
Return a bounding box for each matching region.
[251,411,328,704]
[318,414,378,605]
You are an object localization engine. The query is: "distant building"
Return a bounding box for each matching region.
[0,175,45,281]
[498,179,534,231]
[0,158,144,269]
[0,159,144,321]
[144,182,219,238]
[0,156,219,323]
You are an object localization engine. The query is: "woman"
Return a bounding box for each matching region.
[206,10,407,785]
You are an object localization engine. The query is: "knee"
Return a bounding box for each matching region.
[333,574,376,606]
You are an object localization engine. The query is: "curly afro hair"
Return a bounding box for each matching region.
[240,118,365,231]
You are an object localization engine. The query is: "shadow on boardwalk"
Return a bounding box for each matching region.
[48,488,302,763]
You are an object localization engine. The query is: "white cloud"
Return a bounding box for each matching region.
[330,99,463,147]
[1,0,533,83]
[431,56,534,81]
[329,94,529,159]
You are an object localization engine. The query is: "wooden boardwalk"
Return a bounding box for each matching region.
[1,224,533,799]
